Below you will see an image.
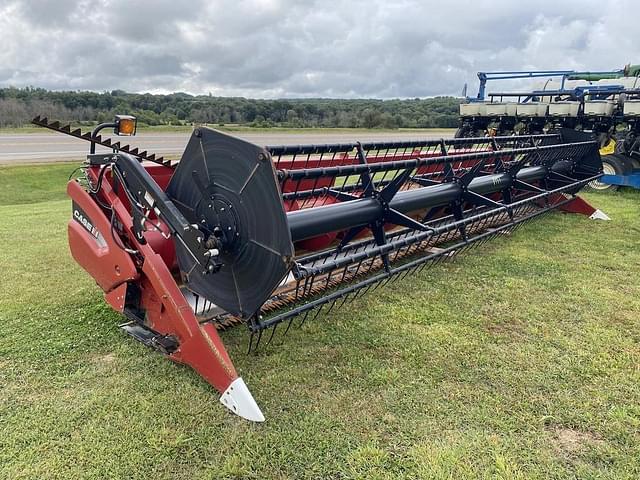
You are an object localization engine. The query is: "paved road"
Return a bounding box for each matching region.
[0,130,453,164]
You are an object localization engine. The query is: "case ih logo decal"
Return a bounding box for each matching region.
[73,205,99,238]
[72,202,106,247]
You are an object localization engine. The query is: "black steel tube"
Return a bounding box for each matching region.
[90,122,117,154]
[388,183,461,213]
[266,134,559,157]
[287,163,562,242]
[290,197,384,240]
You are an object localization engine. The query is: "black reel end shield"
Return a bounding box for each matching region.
[166,128,294,319]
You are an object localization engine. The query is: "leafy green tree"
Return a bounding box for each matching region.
[0,87,461,129]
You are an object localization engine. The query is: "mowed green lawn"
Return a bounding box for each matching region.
[1,163,639,479]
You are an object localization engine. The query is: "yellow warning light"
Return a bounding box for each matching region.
[114,115,137,136]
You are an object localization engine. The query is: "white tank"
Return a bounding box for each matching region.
[505,103,518,115]
[485,103,506,116]
[460,103,487,116]
[623,100,640,116]
[583,100,615,116]
[484,103,518,116]
[516,103,548,117]
[548,102,580,117]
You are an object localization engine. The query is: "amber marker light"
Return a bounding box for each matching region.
[114,115,137,136]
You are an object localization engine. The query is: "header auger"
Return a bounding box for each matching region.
[34,115,608,421]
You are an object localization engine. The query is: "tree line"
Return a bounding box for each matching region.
[0,87,461,129]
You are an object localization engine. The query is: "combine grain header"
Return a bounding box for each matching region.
[33,115,608,421]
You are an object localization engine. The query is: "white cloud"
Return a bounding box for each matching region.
[1,0,638,98]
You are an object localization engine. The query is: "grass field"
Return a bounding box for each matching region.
[1,163,639,479]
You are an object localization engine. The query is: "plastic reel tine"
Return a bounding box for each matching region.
[385,273,401,286]
[283,314,296,337]
[433,252,449,266]
[418,258,433,273]
[363,258,376,275]
[309,176,322,208]
[298,309,313,328]
[338,265,349,283]
[264,321,279,346]
[358,281,376,299]
[510,223,522,235]
[324,271,333,288]
[370,275,388,292]
[254,328,265,352]
[495,223,521,236]
[310,304,325,323]
[401,265,418,281]
[485,230,499,243]
[303,276,314,296]
[346,290,360,305]
[457,243,470,256]
[392,268,410,284]
[336,291,351,310]
[247,330,256,355]
[471,235,485,248]
[398,262,416,281]
[347,287,364,304]
[475,237,490,250]
[413,261,427,276]
[438,251,451,264]
[381,272,397,287]
[325,296,340,316]
[330,150,338,168]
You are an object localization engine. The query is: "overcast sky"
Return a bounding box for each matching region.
[1,0,638,98]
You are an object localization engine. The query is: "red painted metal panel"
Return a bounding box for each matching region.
[67,180,138,293]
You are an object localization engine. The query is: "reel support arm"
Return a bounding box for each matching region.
[110,153,223,273]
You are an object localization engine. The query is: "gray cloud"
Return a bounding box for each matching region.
[1,0,638,98]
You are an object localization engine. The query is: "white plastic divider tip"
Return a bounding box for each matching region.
[220,377,265,422]
[589,209,611,221]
